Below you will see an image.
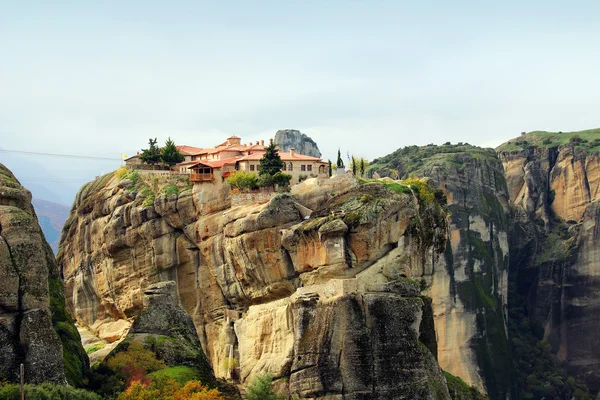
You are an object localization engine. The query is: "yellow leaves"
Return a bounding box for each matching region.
[402,177,435,205]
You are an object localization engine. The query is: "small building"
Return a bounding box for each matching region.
[124,153,142,168]
[236,148,328,184]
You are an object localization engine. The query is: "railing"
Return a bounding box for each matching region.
[190,173,214,182]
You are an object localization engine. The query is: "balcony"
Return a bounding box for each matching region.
[190,173,214,182]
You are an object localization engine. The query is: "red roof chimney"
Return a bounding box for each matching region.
[261,140,264,146]
[290,148,295,157]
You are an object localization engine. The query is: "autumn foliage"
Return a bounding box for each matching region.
[119,377,223,400]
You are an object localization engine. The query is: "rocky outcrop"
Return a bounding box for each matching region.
[0,163,87,385]
[498,143,600,223]
[499,137,600,393]
[274,129,322,157]
[109,281,215,386]
[58,170,456,398]
[370,146,511,399]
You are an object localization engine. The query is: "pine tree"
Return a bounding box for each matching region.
[351,155,357,175]
[259,140,284,176]
[139,138,161,165]
[360,158,366,177]
[161,137,184,165]
[336,149,345,169]
[328,160,332,177]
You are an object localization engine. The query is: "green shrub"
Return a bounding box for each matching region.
[125,170,140,183]
[226,171,259,191]
[161,184,179,196]
[246,373,283,400]
[258,172,291,188]
[0,383,102,400]
[143,193,156,208]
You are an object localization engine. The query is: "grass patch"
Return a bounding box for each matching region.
[161,184,179,196]
[147,365,202,385]
[86,343,105,354]
[143,192,156,208]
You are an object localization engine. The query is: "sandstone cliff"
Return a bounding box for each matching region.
[498,131,600,393]
[274,129,322,158]
[0,163,87,385]
[370,145,511,400]
[58,169,458,398]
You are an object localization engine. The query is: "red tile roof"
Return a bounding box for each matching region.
[176,145,204,155]
[187,157,240,169]
[237,152,326,162]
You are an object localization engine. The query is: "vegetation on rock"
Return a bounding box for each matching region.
[245,374,283,400]
[497,128,600,153]
[49,277,89,387]
[444,372,488,400]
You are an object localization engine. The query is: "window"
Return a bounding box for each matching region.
[301,165,306,172]
[307,165,312,172]
[282,163,286,171]
[250,165,255,171]
[288,162,293,171]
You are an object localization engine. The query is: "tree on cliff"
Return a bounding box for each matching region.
[336,149,345,170]
[139,138,161,165]
[160,137,184,165]
[328,160,332,177]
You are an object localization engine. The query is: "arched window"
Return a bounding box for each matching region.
[288,162,293,171]
[282,163,287,171]
[319,165,325,174]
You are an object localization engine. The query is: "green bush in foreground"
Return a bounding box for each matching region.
[0,382,102,400]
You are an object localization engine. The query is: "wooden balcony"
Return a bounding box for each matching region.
[190,173,214,182]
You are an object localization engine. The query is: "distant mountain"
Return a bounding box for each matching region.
[274,129,322,157]
[32,198,70,253]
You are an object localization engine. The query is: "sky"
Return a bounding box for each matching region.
[1,1,600,205]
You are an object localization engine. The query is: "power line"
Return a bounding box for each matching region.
[18,178,94,182]
[0,148,121,161]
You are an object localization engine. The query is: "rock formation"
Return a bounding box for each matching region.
[0,163,87,385]
[370,145,511,399]
[109,281,215,386]
[498,136,600,393]
[57,169,459,398]
[274,129,322,158]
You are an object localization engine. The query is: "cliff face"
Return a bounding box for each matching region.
[371,145,511,400]
[0,163,87,385]
[58,171,455,398]
[499,138,600,392]
[274,129,322,158]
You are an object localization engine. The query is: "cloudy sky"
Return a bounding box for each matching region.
[1,1,599,204]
